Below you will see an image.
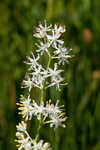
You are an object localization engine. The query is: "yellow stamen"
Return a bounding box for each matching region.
[32,99,35,102]
[64,117,68,121]
[20,95,24,100]
[22,114,26,118]
[49,99,51,103]
[18,107,24,110]
[18,112,22,114]
[16,103,20,105]
[62,124,66,128]
[60,112,65,116]
[64,82,68,86]
[46,101,48,104]
[14,139,17,142]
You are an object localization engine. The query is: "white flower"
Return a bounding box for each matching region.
[32,101,45,120]
[33,140,51,150]
[44,100,67,129]
[16,121,51,150]
[26,53,40,70]
[54,44,71,65]
[17,95,33,120]
[34,21,52,38]
[47,63,64,90]
[17,97,67,130]
[16,121,27,132]
[54,24,66,34]
[22,76,33,92]
[45,100,62,115]
[17,96,46,121]
[36,42,50,56]
[23,57,48,90]
[16,130,31,150]
[46,24,65,48]
[42,142,51,150]
[16,122,32,150]
[47,29,64,48]
[16,132,24,138]
[45,115,66,130]
[17,137,31,150]
[31,65,48,89]
[31,99,67,129]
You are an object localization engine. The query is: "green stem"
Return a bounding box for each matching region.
[46,0,54,21]
[40,55,52,103]
[35,55,52,142]
[40,86,45,103]
[35,120,42,141]
[46,55,52,71]
[25,130,34,144]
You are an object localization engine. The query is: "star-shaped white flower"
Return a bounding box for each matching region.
[54,44,71,65]
[26,53,40,70]
[22,76,33,92]
[34,20,52,38]
[47,63,64,90]
[33,140,51,150]
[36,42,50,56]
[17,95,33,120]
[47,29,64,48]
[31,65,48,89]
[16,121,27,132]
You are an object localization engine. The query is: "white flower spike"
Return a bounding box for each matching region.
[16,20,73,150]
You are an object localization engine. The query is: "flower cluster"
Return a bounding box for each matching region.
[22,21,71,91]
[23,53,64,91]
[15,121,51,150]
[16,20,72,150]
[17,96,67,129]
[34,21,71,63]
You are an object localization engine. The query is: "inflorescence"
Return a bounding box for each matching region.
[16,20,72,150]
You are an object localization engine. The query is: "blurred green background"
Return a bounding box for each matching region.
[0,0,100,149]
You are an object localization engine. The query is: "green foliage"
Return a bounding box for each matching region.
[0,0,100,149]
